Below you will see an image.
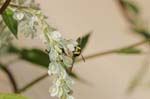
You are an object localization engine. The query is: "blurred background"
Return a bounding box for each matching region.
[1,0,150,99]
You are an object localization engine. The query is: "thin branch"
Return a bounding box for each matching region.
[0,0,11,14]
[8,3,29,9]
[16,73,48,93]
[116,0,131,22]
[0,63,18,92]
[76,39,147,62]
[0,2,35,9]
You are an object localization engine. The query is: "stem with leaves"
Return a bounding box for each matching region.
[0,0,149,95]
[16,39,147,93]
[117,0,150,94]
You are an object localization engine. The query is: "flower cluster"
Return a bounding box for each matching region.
[12,0,40,38]
[35,13,77,99]
[44,30,77,99]
[10,1,79,99]
[0,0,40,51]
[40,22,77,99]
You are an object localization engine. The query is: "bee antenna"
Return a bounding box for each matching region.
[81,54,85,62]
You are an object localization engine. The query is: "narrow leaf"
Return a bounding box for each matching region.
[8,46,49,68]
[20,49,50,68]
[2,8,18,38]
[115,47,141,54]
[0,93,31,99]
[77,32,91,50]
[127,61,148,94]
[131,26,150,39]
[123,0,140,14]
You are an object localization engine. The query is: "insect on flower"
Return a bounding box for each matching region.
[74,37,85,62]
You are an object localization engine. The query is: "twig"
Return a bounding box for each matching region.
[76,39,147,62]
[0,0,11,14]
[0,63,18,92]
[0,2,34,9]
[116,0,131,22]
[16,73,48,93]
[8,3,29,9]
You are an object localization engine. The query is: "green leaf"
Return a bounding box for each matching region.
[77,32,91,50]
[2,8,18,38]
[8,46,49,68]
[126,64,147,94]
[20,49,50,68]
[123,0,140,14]
[0,93,31,99]
[131,26,150,39]
[115,47,141,54]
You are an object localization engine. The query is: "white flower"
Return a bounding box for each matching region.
[67,44,75,51]
[48,70,52,75]
[50,31,62,41]
[51,75,74,98]
[29,16,38,28]
[67,95,74,99]
[68,40,78,47]
[18,19,36,38]
[48,62,60,75]
[57,87,63,97]
[49,85,59,97]
[54,45,62,54]
[59,68,67,79]
[13,11,24,21]
[49,48,59,61]
[62,55,73,67]
[54,77,61,86]
[66,77,74,87]
[63,77,74,93]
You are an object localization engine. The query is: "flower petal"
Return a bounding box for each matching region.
[49,86,59,97]
[49,62,59,74]
[62,55,73,67]
[13,11,24,21]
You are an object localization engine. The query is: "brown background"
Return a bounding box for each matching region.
[1,0,150,99]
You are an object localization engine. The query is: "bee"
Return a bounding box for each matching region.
[68,39,85,72]
[73,46,81,57]
[73,38,85,62]
[45,38,85,62]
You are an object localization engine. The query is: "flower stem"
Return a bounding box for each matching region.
[16,73,48,93]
